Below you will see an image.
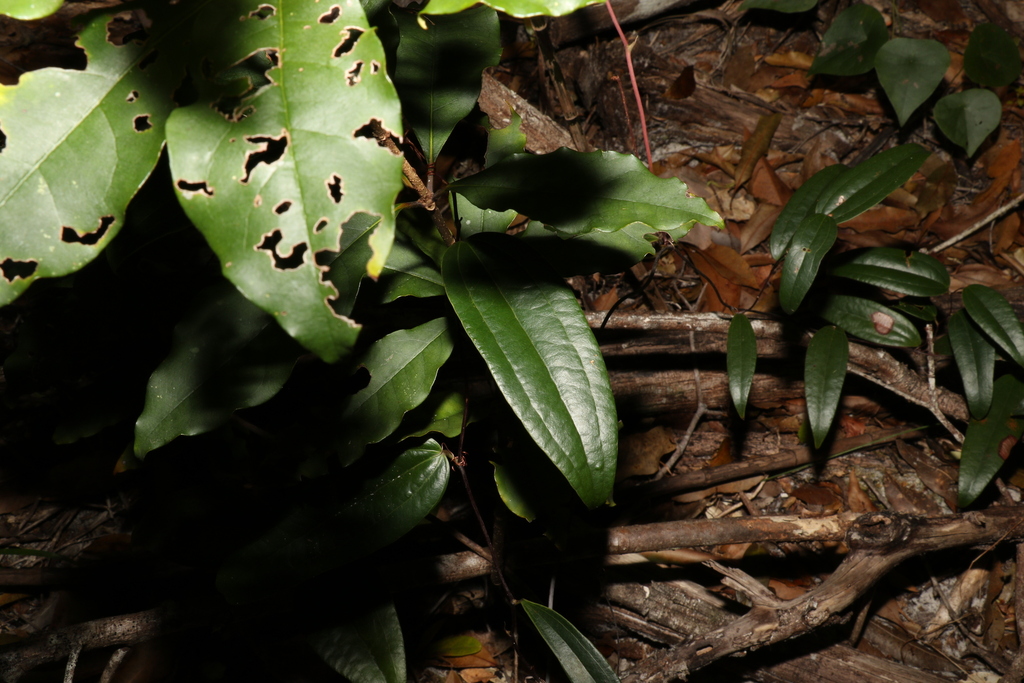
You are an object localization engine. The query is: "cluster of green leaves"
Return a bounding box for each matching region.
[738,1,1021,155]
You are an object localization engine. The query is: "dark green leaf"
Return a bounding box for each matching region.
[134,283,298,458]
[819,294,922,346]
[309,601,405,683]
[447,148,723,236]
[948,310,995,419]
[829,248,949,296]
[337,318,455,464]
[959,374,1024,507]
[393,390,467,441]
[218,440,450,603]
[816,144,930,224]
[962,284,1024,368]
[521,601,619,683]
[770,165,846,259]
[780,214,837,314]
[376,231,445,303]
[964,24,1022,87]
[874,39,950,126]
[393,6,501,163]
[891,301,937,321]
[486,109,527,168]
[934,90,1002,156]
[804,326,848,448]
[809,4,888,76]
[443,233,617,508]
[727,314,757,418]
[739,0,817,12]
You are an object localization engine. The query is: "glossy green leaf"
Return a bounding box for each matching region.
[375,231,445,303]
[455,194,519,238]
[493,461,539,522]
[393,6,500,163]
[770,165,846,259]
[727,314,757,418]
[0,4,188,306]
[309,600,405,683]
[891,301,937,321]
[874,39,950,126]
[486,109,527,168]
[948,310,995,419]
[443,233,617,508]
[134,283,298,458]
[780,214,837,314]
[964,24,1022,87]
[809,4,887,76]
[829,248,949,296]
[393,390,467,441]
[962,284,1024,368]
[0,0,62,19]
[819,294,922,347]
[959,374,1024,507]
[423,0,600,18]
[166,0,404,363]
[521,220,692,276]
[816,144,930,224]
[520,601,619,683]
[447,148,724,236]
[337,318,455,465]
[218,440,450,603]
[934,90,1002,156]
[804,326,848,449]
[739,0,816,12]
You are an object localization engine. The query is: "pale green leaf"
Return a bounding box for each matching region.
[455,193,519,238]
[521,601,618,683]
[423,0,601,18]
[804,326,848,448]
[875,39,950,126]
[0,0,62,19]
[486,109,527,168]
[309,601,405,683]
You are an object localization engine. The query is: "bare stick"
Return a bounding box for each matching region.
[920,193,1024,255]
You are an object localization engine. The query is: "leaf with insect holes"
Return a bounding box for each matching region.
[959,374,1024,507]
[166,0,404,363]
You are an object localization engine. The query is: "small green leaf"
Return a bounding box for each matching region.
[891,301,937,321]
[376,231,445,303]
[393,390,467,441]
[804,326,848,449]
[934,90,1002,156]
[455,194,519,238]
[0,0,62,19]
[816,144,930,224]
[486,109,527,168]
[218,439,450,603]
[727,314,757,419]
[874,38,950,126]
[493,461,539,522]
[962,284,1024,368]
[959,374,1024,507]
[770,165,846,259]
[447,149,723,236]
[393,6,501,163]
[134,283,298,458]
[780,214,837,314]
[948,310,995,419]
[809,4,888,76]
[521,601,618,683]
[964,24,1022,87]
[423,0,601,18]
[338,318,455,464]
[443,233,617,508]
[819,294,922,347]
[829,248,949,296]
[739,0,817,12]
[427,636,482,658]
[309,600,405,683]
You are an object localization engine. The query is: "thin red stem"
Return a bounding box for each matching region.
[605,0,653,170]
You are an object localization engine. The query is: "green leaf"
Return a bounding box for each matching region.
[393,6,500,163]
[934,90,1002,156]
[739,0,817,12]
[376,231,445,303]
[815,144,930,224]
[309,600,405,683]
[809,4,888,76]
[780,213,837,314]
[520,601,619,683]
[337,318,455,464]
[455,194,519,238]
[948,310,995,419]
[891,301,937,321]
[964,24,1022,88]
[770,165,846,260]
[443,233,617,508]
[447,148,724,236]
[166,0,404,363]
[393,389,467,441]
[0,4,187,305]
[727,314,757,419]
[134,283,298,458]
[486,109,527,168]
[427,636,482,657]
[829,248,949,296]
[0,0,62,19]
[520,220,691,276]
[493,461,539,522]
[423,0,601,18]
[874,38,950,126]
[962,284,1024,368]
[819,294,922,347]
[804,326,848,449]
[218,440,450,603]
[959,374,1024,507]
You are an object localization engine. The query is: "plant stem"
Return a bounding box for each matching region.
[605,0,653,170]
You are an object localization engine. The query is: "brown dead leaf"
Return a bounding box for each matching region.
[763,50,814,69]
[592,287,619,311]
[839,205,921,233]
[820,91,886,116]
[791,482,843,512]
[723,43,757,91]
[884,473,944,515]
[770,72,810,90]
[838,229,913,248]
[699,242,759,288]
[734,113,783,190]
[916,0,968,25]
[460,670,496,683]
[738,203,783,254]
[982,137,1022,183]
[769,578,809,600]
[993,212,1020,255]
[749,157,792,206]
[674,475,764,503]
[664,65,695,100]
[641,548,721,564]
[846,470,878,513]
[616,426,676,480]
[915,156,957,216]
[949,263,1015,290]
